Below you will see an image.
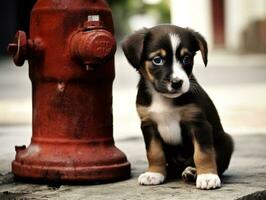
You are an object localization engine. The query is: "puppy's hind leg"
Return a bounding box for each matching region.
[182,166,197,182]
[215,132,234,176]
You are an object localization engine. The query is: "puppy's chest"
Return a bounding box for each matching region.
[148,95,183,145]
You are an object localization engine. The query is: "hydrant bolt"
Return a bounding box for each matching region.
[87,15,100,22]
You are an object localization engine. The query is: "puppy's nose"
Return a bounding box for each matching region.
[171,79,183,90]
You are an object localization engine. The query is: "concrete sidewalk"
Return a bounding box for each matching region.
[0,131,266,200]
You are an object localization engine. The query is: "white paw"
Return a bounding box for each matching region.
[196,173,221,190]
[138,172,165,185]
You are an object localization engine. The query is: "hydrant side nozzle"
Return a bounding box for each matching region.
[27,38,45,55]
[7,31,28,67]
[7,31,44,67]
[70,29,116,67]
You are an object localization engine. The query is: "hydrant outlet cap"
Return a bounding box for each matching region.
[91,31,116,60]
[71,29,116,65]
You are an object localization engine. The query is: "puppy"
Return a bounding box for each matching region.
[122,25,234,190]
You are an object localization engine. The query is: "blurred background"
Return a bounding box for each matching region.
[0,0,266,152]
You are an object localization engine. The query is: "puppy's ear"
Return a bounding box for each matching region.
[121,28,149,69]
[191,30,208,66]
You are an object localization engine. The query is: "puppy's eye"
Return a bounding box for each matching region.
[182,55,192,65]
[152,56,165,66]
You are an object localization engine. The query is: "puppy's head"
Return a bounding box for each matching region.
[122,25,208,98]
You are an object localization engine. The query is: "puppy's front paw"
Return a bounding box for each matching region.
[196,173,221,190]
[138,172,165,185]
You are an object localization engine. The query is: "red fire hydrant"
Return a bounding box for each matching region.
[7,0,130,182]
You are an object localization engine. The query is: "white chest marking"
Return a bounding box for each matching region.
[148,92,182,145]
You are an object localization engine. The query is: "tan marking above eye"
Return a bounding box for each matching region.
[160,49,167,57]
[148,49,167,59]
[180,48,189,57]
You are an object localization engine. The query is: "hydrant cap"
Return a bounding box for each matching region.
[90,30,116,60]
[70,29,116,65]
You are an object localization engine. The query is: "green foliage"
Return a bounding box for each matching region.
[107,0,170,41]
